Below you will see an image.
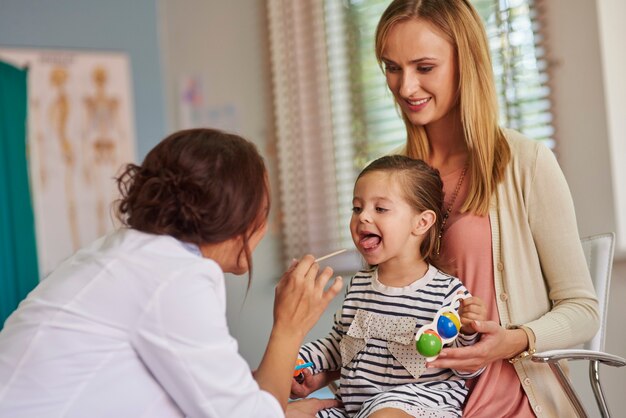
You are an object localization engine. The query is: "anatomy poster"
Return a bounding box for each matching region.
[0,48,136,278]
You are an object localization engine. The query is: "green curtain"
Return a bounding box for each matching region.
[0,60,39,329]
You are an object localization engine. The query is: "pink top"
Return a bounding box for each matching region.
[438,167,534,418]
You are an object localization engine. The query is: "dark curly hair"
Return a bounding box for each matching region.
[357,155,444,266]
[115,128,269,279]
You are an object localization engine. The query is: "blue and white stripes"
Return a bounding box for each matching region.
[298,265,480,417]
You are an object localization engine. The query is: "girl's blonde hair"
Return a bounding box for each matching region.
[375,0,510,215]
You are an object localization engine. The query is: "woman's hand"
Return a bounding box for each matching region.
[290,369,340,399]
[427,320,529,373]
[273,255,343,338]
[286,398,341,418]
[254,255,343,411]
[458,295,487,335]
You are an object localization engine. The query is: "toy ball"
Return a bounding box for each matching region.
[437,312,461,339]
[416,329,443,357]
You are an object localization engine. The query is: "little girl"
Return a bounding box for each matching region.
[293,155,487,418]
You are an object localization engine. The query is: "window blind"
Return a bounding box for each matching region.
[267,0,555,268]
[474,0,554,147]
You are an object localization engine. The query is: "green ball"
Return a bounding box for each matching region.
[416,330,443,357]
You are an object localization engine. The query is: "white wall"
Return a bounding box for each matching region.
[158,0,288,364]
[159,0,626,415]
[597,0,626,256]
[542,0,626,415]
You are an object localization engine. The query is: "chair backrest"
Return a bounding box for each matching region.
[580,233,615,352]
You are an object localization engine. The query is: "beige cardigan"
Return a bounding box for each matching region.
[398,129,600,417]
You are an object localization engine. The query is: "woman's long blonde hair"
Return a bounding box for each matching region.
[375,0,510,216]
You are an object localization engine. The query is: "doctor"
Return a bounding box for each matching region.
[0,128,342,417]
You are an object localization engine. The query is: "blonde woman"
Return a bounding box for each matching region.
[292,1,599,417]
[374,0,599,416]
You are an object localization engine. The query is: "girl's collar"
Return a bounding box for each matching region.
[371,264,437,294]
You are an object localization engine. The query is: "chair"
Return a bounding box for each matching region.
[531,233,626,418]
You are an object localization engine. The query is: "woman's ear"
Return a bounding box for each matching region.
[412,210,436,236]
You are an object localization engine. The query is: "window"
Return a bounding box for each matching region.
[267,0,554,269]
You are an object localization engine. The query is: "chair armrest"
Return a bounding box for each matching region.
[532,349,626,367]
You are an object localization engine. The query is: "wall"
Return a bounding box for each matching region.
[0,0,166,159]
[542,0,626,415]
[158,0,287,364]
[595,1,626,408]
[597,0,626,256]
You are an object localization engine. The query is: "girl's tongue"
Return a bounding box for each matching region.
[360,234,381,249]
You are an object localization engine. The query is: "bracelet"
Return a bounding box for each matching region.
[507,325,536,364]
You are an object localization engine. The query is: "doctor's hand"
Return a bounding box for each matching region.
[255,256,343,411]
[273,255,343,338]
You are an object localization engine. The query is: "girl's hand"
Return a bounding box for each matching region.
[290,369,340,399]
[273,255,343,338]
[427,320,529,373]
[458,295,487,335]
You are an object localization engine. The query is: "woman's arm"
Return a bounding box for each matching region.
[132,257,341,417]
[253,256,343,410]
[430,140,599,372]
[523,144,599,350]
[290,274,354,399]
[289,306,345,399]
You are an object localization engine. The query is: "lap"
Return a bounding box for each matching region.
[318,381,465,418]
[367,408,413,417]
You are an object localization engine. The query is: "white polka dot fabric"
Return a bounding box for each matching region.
[340,309,427,379]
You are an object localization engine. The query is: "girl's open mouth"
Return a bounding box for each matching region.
[360,233,381,250]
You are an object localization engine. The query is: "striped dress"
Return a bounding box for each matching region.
[299,265,481,418]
